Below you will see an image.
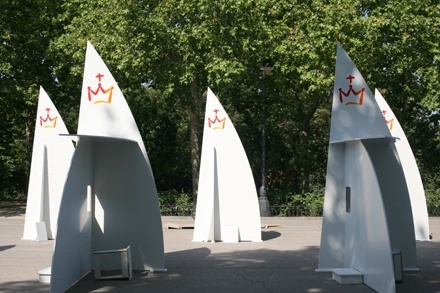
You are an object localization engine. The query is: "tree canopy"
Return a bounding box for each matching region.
[1,0,439,211]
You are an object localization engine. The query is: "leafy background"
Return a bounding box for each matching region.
[1,0,439,215]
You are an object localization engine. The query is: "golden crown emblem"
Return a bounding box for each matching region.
[87,73,115,104]
[339,75,365,106]
[381,109,394,130]
[208,109,226,130]
[39,107,58,128]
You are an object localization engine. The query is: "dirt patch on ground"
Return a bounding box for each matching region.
[0,201,26,218]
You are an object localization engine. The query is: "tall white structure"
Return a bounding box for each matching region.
[317,44,417,293]
[375,89,430,241]
[23,87,74,240]
[50,42,165,292]
[193,88,261,242]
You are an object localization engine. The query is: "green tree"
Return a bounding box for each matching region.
[48,0,194,193]
[356,0,440,195]
[1,0,438,207]
[0,0,61,197]
[136,0,338,196]
[136,0,274,196]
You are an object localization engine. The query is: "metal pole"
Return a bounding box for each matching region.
[259,71,270,216]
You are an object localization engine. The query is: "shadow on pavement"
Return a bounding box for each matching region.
[62,241,440,293]
[396,240,440,293]
[1,216,439,293]
[65,246,378,293]
[0,281,48,292]
[262,231,281,241]
[0,245,15,252]
[0,201,26,218]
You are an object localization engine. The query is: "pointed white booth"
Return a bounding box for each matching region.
[375,89,430,241]
[317,44,417,293]
[50,42,165,292]
[23,87,74,241]
[193,88,261,242]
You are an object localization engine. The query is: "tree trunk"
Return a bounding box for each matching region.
[25,110,34,195]
[301,172,310,194]
[187,82,205,200]
[187,105,200,200]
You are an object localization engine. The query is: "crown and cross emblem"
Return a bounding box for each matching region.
[87,73,115,104]
[381,109,394,130]
[208,109,226,130]
[39,107,58,128]
[339,75,365,106]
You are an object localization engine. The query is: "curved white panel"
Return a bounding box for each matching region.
[345,141,395,293]
[330,44,391,143]
[317,143,346,269]
[78,43,142,143]
[23,87,74,240]
[318,44,420,292]
[50,140,93,292]
[51,42,165,292]
[362,139,417,269]
[193,88,261,242]
[375,89,430,241]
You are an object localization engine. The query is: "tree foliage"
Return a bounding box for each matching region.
[0,0,61,197]
[1,0,439,210]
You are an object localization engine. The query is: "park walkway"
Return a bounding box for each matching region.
[0,204,439,292]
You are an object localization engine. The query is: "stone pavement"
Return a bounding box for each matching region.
[1,210,439,292]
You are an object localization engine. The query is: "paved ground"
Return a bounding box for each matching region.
[0,204,439,292]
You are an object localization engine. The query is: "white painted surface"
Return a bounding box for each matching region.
[318,44,419,293]
[50,42,165,292]
[330,44,390,143]
[222,226,239,243]
[23,87,74,240]
[362,139,417,269]
[50,140,93,292]
[375,89,430,241]
[35,221,48,241]
[317,143,346,269]
[332,268,363,284]
[345,141,395,293]
[91,139,164,271]
[78,43,143,145]
[38,267,51,284]
[193,88,261,242]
